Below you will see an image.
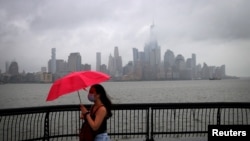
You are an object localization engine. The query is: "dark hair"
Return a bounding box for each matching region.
[92,84,112,118]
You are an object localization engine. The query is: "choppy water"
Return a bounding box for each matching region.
[0,79,250,109]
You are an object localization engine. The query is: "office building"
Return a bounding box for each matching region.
[68,52,82,72]
[96,52,101,71]
[51,48,56,74]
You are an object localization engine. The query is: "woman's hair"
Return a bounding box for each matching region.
[92,84,112,118]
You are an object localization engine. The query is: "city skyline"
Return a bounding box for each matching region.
[0,31,245,78]
[3,46,221,72]
[0,0,249,77]
[0,25,227,77]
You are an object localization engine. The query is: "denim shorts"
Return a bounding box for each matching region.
[94,133,110,141]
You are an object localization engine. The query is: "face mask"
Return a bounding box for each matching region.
[88,93,95,102]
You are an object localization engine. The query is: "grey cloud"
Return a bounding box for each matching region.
[186,0,250,40]
[30,0,136,32]
[0,0,249,76]
[150,0,250,42]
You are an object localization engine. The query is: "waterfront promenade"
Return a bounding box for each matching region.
[1,102,250,141]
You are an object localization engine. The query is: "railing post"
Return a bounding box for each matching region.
[43,111,50,141]
[145,107,152,141]
[217,108,221,125]
[147,107,154,141]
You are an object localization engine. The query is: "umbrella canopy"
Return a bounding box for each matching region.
[46,70,110,101]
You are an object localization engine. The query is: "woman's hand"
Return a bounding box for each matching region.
[80,104,88,119]
[80,104,88,113]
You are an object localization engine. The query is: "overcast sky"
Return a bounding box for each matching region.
[0,0,249,77]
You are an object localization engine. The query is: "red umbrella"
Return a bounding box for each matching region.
[46,70,110,101]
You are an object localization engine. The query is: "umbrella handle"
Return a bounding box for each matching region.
[77,91,82,104]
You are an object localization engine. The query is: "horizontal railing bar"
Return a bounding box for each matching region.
[2,102,250,114]
[0,105,82,116]
[150,102,250,109]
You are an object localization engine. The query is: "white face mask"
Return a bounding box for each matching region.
[87,93,95,102]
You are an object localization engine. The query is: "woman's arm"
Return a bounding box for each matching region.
[85,106,107,131]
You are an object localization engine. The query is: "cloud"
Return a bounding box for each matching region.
[189,0,250,40]
[0,0,250,76]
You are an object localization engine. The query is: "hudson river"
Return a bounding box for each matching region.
[1,79,250,109]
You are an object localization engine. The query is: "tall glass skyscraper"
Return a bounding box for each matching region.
[144,24,161,66]
[51,48,56,74]
[108,47,123,78]
[96,52,101,71]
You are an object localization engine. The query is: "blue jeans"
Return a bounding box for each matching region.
[94,133,110,141]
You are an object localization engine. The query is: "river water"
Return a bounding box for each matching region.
[1,79,250,109]
[1,79,250,141]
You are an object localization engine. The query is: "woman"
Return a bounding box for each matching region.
[80,84,112,141]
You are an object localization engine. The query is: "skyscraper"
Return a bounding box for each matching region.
[56,60,67,73]
[164,49,175,69]
[68,52,82,72]
[51,48,56,74]
[132,48,139,64]
[144,24,161,66]
[192,53,197,79]
[164,49,175,79]
[96,52,101,71]
[175,54,185,71]
[132,48,144,80]
[114,47,123,77]
[143,24,161,79]
[8,61,19,75]
[114,46,119,58]
[221,65,226,78]
[108,54,114,75]
[5,61,9,73]
[108,47,123,79]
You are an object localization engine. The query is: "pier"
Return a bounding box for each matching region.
[1,102,250,141]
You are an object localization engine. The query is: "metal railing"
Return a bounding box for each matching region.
[150,102,250,140]
[0,103,250,141]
